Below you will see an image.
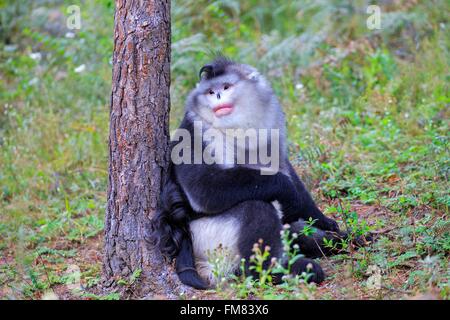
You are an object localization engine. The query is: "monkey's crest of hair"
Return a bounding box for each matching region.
[198,56,236,80]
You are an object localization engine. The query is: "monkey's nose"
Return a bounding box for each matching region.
[216,93,221,99]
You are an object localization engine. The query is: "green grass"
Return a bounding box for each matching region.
[0,0,449,299]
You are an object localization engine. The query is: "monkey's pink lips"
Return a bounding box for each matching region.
[213,104,234,117]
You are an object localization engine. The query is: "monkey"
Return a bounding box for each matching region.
[151,57,369,289]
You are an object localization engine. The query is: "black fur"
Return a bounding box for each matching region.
[174,117,339,231]
[150,165,208,289]
[152,116,345,288]
[199,56,235,80]
[176,237,208,290]
[151,164,188,258]
[289,220,371,259]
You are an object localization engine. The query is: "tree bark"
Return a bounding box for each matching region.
[103,0,183,298]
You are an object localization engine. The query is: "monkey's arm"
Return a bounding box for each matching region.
[175,164,303,219]
[286,161,339,232]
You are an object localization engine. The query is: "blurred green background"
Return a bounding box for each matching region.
[0,0,448,299]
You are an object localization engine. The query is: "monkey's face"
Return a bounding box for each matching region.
[193,73,266,129]
[196,73,239,117]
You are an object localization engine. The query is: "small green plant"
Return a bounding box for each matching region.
[81,292,121,300]
[248,239,275,286]
[329,202,373,238]
[208,245,240,290]
[225,225,320,299]
[117,268,142,287]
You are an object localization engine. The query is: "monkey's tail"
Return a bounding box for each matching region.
[150,176,190,258]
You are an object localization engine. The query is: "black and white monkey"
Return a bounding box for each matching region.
[152,57,367,289]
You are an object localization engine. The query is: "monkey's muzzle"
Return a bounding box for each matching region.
[213,103,234,117]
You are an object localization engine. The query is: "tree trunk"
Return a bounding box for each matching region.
[103,0,183,298]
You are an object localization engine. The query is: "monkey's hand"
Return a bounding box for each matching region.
[283,202,340,232]
[314,216,340,232]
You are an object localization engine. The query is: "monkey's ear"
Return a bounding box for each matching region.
[239,64,260,81]
[246,71,260,81]
[199,64,213,80]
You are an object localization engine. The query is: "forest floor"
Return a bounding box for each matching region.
[0,1,448,300]
[0,199,443,300]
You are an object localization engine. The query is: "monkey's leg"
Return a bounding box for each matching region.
[236,201,324,284]
[289,220,371,259]
[176,236,209,290]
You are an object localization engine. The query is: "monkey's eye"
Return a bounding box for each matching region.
[208,90,215,95]
[223,84,231,90]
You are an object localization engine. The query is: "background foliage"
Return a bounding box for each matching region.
[0,0,448,299]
